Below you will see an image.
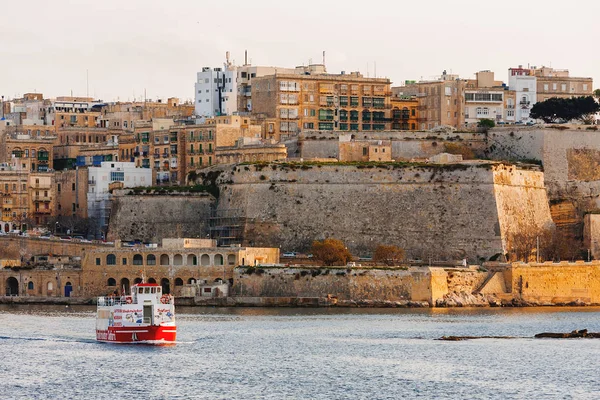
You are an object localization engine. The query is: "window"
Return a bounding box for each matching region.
[107,278,116,286]
[110,172,125,182]
[583,84,589,91]
[133,254,143,265]
[96,258,101,266]
[72,183,76,191]
[106,254,116,265]
[544,84,549,91]
[122,258,127,265]
[363,147,368,156]
[561,83,566,92]
[28,281,34,290]
[147,254,156,265]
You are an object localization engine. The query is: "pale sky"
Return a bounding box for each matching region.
[2,0,598,103]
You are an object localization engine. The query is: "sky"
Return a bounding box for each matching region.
[2,0,599,103]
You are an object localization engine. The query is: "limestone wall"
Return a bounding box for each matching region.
[107,193,215,243]
[232,266,436,302]
[213,162,552,263]
[299,130,487,161]
[509,262,600,304]
[0,236,102,260]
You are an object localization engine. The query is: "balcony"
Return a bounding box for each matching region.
[33,208,52,214]
[162,154,169,158]
[37,155,49,161]
[520,101,531,106]
[88,180,96,186]
[507,105,515,109]
[33,196,51,202]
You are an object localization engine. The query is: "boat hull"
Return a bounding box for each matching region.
[96,325,176,343]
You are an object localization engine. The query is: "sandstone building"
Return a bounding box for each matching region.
[252,71,392,141]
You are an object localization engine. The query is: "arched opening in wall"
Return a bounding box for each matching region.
[107,278,116,287]
[187,278,196,284]
[27,281,34,290]
[160,254,170,266]
[201,254,210,266]
[147,254,156,265]
[147,278,157,284]
[161,278,170,294]
[227,254,236,266]
[46,281,54,295]
[175,278,184,286]
[173,254,183,266]
[187,254,197,266]
[64,282,73,297]
[214,254,224,266]
[121,278,131,294]
[133,254,143,265]
[6,277,18,296]
[134,277,143,284]
[106,254,116,265]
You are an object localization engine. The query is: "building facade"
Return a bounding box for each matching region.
[252,71,392,141]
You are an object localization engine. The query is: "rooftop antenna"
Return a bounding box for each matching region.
[245,50,248,66]
[367,63,369,78]
[374,61,377,78]
[322,51,325,66]
[86,69,89,98]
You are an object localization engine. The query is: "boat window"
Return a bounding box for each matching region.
[151,287,156,293]
[144,287,150,294]
[138,287,143,294]
[157,287,161,294]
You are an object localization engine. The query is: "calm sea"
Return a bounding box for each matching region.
[0,305,599,399]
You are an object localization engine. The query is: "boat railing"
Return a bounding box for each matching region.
[97,296,134,307]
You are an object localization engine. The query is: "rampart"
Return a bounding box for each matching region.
[107,192,215,243]
[232,266,442,303]
[298,130,487,160]
[209,162,552,263]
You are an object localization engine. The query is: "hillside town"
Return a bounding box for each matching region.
[2,55,600,307]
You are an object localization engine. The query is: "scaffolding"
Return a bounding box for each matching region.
[208,208,244,246]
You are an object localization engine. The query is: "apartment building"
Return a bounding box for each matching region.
[252,71,392,141]
[508,67,538,124]
[2,132,56,172]
[100,98,194,130]
[0,162,55,231]
[533,66,593,101]
[393,71,466,130]
[390,97,419,130]
[463,70,507,126]
[131,115,261,185]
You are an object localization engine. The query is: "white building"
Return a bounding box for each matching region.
[508,67,537,124]
[194,66,237,118]
[87,162,151,237]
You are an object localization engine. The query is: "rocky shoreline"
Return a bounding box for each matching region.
[1,295,598,308]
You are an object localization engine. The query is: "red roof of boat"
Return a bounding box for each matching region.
[134,283,160,287]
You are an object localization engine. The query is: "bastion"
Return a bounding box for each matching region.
[197,161,553,263]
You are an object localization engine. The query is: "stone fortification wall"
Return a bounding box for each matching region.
[505,262,600,305]
[233,266,438,303]
[0,236,102,260]
[487,127,600,237]
[211,162,552,263]
[299,131,487,161]
[107,193,215,243]
[487,127,600,204]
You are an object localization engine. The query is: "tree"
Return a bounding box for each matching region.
[530,96,600,124]
[593,89,600,99]
[477,118,496,132]
[311,238,353,266]
[373,245,405,266]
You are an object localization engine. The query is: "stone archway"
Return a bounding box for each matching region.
[6,277,18,296]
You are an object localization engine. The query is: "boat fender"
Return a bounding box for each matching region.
[160,294,169,304]
[126,296,132,304]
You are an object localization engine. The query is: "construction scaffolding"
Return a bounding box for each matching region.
[208,208,245,246]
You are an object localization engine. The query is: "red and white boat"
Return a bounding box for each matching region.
[96,282,176,344]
